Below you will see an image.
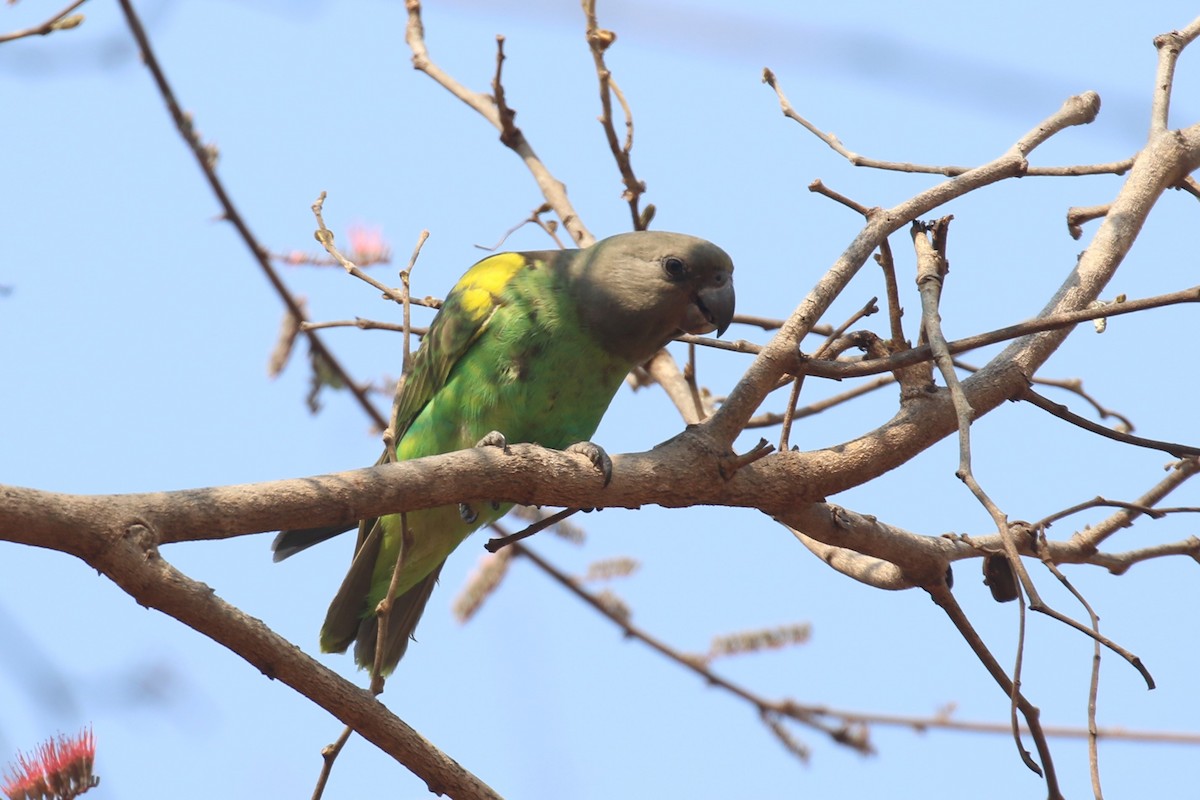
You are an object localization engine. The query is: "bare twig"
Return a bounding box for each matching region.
[399,231,430,371]
[1178,175,1200,201]
[912,218,1052,776]
[484,507,581,552]
[709,85,1106,447]
[955,362,1137,433]
[764,68,1119,178]
[310,725,354,800]
[345,232,435,692]
[1033,538,1106,798]
[404,0,593,246]
[1020,387,1200,459]
[1065,457,1200,553]
[875,240,905,345]
[1067,203,1112,240]
[370,513,412,693]
[808,178,875,214]
[926,581,1060,796]
[301,319,429,335]
[508,536,1184,767]
[0,0,85,44]
[779,297,878,451]
[745,375,895,429]
[582,0,649,229]
[1038,497,1187,529]
[1150,18,1200,135]
[476,203,566,251]
[510,536,865,756]
[781,703,1200,745]
[938,459,1200,574]
[382,231,432,455]
[273,224,392,268]
[115,0,386,429]
[674,333,763,356]
[363,232,434,694]
[1025,374,1135,433]
[718,439,775,480]
[804,286,1200,381]
[310,193,426,310]
[1089,537,1200,575]
[1029,598,1153,689]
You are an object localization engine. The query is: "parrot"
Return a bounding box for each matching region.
[272,230,735,675]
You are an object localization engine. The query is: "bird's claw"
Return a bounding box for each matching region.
[566,441,613,487]
[475,430,509,452]
[457,500,501,523]
[461,432,509,522]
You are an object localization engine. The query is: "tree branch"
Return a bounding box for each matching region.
[15,517,499,799]
[0,0,86,45]
[115,0,386,429]
[403,0,593,246]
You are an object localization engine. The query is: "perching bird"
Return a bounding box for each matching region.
[272,231,735,674]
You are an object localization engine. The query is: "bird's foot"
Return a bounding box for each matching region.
[460,431,510,523]
[475,430,509,452]
[566,440,613,487]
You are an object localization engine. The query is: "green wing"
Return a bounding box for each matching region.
[389,250,529,446]
[271,251,530,561]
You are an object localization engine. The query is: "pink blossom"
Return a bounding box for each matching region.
[346,223,391,265]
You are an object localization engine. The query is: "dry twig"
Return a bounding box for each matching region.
[0,0,85,44]
[404,0,593,247]
[116,0,386,428]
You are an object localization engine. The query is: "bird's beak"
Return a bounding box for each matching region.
[685,275,735,337]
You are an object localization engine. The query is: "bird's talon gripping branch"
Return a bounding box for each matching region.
[476,430,509,452]
[471,434,509,511]
[566,440,613,486]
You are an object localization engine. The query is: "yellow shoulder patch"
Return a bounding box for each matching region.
[455,252,528,319]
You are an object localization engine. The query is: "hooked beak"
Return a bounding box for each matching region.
[682,274,735,337]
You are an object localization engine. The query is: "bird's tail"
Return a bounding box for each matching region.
[271,523,356,562]
[351,563,445,675]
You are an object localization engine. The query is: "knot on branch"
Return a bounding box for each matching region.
[587,28,616,52]
[122,521,163,563]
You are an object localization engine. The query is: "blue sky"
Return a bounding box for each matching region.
[3,1,1199,798]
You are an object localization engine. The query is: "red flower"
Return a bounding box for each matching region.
[2,727,97,800]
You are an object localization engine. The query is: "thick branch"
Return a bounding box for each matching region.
[0,434,823,548]
[33,520,499,799]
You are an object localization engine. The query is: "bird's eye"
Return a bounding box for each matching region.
[662,256,687,279]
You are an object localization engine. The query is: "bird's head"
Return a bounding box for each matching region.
[567,231,736,365]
